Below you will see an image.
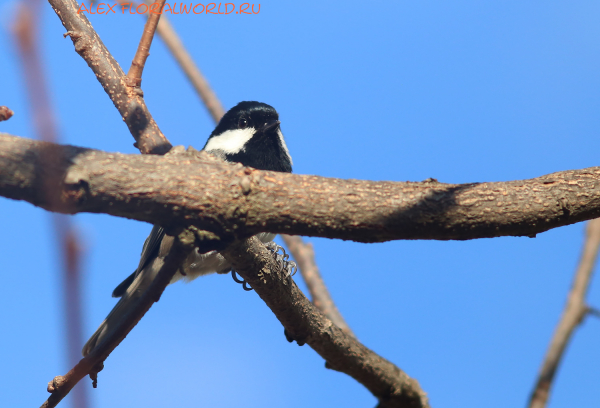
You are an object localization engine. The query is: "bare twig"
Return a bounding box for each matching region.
[126,0,166,86]
[281,235,355,337]
[47,0,170,154]
[0,106,14,121]
[135,0,225,122]
[528,218,600,408]
[41,236,189,408]
[223,237,429,408]
[12,3,88,408]
[119,0,225,121]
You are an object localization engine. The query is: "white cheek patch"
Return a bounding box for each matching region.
[277,129,293,165]
[204,127,256,154]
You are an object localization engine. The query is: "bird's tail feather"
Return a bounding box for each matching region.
[82,256,164,357]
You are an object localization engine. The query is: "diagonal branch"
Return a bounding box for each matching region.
[3,134,600,243]
[281,235,355,337]
[46,0,170,154]
[528,218,600,408]
[41,235,190,408]
[222,237,429,408]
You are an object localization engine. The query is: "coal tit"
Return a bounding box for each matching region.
[82,101,293,356]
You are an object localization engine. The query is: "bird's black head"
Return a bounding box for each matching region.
[203,101,292,173]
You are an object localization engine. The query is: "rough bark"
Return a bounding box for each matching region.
[223,238,429,408]
[282,234,355,337]
[47,0,170,155]
[3,134,600,243]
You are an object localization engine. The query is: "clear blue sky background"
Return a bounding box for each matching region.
[1,1,599,407]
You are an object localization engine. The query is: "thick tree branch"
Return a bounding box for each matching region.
[46,0,170,154]
[282,235,355,337]
[528,218,600,408]
[3,133,600,243]
[222,237,429,408]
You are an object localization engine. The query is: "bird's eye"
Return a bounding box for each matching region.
[238,117,248,129]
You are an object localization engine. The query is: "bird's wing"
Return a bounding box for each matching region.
[87,229,277,356]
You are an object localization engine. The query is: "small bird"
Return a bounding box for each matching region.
[82,101,293,356]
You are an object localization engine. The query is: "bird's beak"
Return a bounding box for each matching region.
[260,120,280,133]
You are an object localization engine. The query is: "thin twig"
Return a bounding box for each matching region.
[126,0,166,86]
[0,106,14,121]
[12,3,88,408]
[47,0,170,154]
[528,218,600,408]
[133,0,225,122]
[281,235,355,337]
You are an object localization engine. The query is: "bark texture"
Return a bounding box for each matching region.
[47,0,170,155]
[2,133,600,243]
[282,234,354,337]
[223,238,429,408]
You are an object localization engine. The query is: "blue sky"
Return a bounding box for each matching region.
[1,1,599,407]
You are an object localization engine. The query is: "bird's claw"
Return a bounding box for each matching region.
[231,242,297,291]
[231,269,253,291]
[264,242,298,278]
